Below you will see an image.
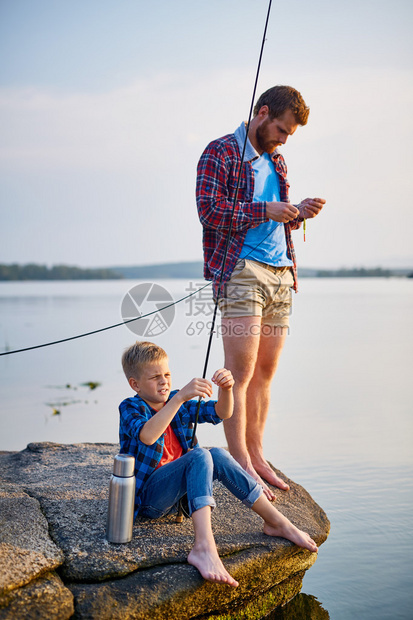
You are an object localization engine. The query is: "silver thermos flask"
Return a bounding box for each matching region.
[106,454,136,543]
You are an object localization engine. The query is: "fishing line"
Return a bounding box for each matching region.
[190,0,273,448]
[0,220,277,358]
[0,282,211,357]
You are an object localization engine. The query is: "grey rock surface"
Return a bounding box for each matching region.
[0,484,63,594]
[0,442,330,619]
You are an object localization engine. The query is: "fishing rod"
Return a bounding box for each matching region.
[189,0,273,450]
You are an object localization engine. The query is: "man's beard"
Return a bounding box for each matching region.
[255,120,278,154]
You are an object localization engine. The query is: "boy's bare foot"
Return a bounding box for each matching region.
[188,546,239,587]
[263,519,318,553]
[251,456,290,492]
[252,495,318,553]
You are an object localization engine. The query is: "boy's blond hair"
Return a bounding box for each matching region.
[122,341,168,380]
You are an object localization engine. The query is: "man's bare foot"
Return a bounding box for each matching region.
[243,462,277,501]
[263,519,318,553]
[251,456,290,491]
[188,546,239,587]
[226,450,277,501]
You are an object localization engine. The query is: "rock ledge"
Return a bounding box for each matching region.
[0,442,330,619]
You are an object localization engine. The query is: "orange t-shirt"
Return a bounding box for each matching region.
[156,424,183,469]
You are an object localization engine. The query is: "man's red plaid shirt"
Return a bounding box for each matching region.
[196,132,302,294]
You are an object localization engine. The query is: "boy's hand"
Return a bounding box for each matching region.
[178,377,213,402]
[211,368,234,391]
[213,368,234,421]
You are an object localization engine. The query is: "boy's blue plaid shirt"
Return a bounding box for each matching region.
[119,390,222,513]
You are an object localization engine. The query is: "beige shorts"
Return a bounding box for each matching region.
[217,259,294,328]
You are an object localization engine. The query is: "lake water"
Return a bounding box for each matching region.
[1,277,412,619]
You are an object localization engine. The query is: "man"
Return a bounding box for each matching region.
[196,85,325,500]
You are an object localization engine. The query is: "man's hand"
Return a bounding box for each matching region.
[211,368,234,391]
[266,201,299,223]
[298,197,326,219]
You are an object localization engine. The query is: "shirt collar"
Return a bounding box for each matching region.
[234,121,280,162]
[132,389,178,412]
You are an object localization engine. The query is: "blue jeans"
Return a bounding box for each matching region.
[137,447,263,518]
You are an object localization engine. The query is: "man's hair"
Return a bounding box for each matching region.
[253,85,309,126]
[122,341,168,380]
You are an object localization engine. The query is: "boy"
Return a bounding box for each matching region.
[119,341,318,588]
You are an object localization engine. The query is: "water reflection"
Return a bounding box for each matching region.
[265,593,329,619]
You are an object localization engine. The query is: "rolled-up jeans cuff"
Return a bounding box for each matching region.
[189,495,216,515]
[242,484,263,509]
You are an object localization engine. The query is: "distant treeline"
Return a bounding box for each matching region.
[316,267,394,278]
[1,262,412,281]
[111,261,204,279]
[113,263,413,279]
[0,263,123,281]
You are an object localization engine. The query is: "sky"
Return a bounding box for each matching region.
[1,0,412,270]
